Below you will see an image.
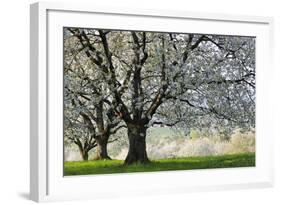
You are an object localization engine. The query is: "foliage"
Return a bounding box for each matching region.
[145,129,255,159]
[224,129,255,154]
[65,128,255,161]
[189,129,200,140]
[64,28,255,131]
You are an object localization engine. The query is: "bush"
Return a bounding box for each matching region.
[64,128,255,161]
[224,130,255,154]
[144,129,255,159]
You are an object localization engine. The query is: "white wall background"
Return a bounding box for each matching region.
[0,0,280,204]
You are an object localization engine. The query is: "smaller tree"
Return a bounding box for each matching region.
[64,113,97,161]
[64,28,126,160]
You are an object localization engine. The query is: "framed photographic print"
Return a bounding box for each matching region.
[30,1,274,202]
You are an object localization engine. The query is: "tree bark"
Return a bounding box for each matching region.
[94,135,111,160]
[124,123,149,165]
[79,149,89,161]
[75,140,90,161]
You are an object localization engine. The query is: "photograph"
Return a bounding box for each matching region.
[63,27,256,176]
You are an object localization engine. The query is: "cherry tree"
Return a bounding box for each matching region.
[64,112,97,161]
[64,30,125,160]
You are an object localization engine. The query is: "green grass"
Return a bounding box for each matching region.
[64,153,255,176]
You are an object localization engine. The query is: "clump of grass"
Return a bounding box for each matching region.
[64,153,255,176]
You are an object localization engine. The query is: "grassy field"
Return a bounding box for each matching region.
[64,153,255,176]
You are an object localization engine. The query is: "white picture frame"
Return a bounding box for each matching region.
[30,1,274,202]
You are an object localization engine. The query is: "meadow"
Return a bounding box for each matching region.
[64,153,255,176]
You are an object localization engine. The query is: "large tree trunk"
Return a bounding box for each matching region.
[94,135,111,160]
[124,123,149,165]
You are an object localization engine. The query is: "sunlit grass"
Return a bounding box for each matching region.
[64,153,255,176]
